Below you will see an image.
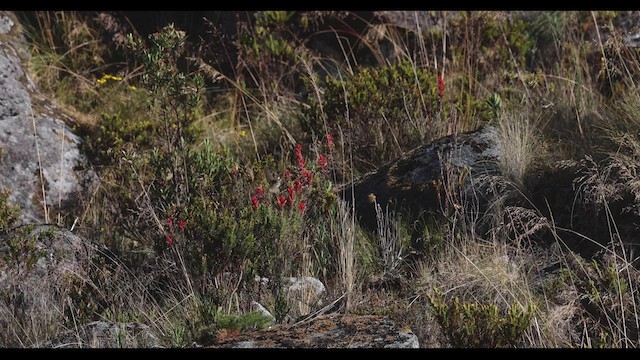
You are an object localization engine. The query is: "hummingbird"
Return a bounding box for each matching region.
[265,168,282,195]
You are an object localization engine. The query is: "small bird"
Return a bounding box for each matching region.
[269,176,282,195]
[265,168,282,195]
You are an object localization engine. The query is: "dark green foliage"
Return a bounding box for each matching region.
[428,288,535,348]
[182,297,272,345]
[303,61,439,172]
[88,113,156,165]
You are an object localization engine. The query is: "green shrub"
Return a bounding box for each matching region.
[186,299,273,345]
[302,61,439,172]
[428,288,535,348]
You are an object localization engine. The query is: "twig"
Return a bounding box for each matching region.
[30,108,49,223]
[294,293,346,326]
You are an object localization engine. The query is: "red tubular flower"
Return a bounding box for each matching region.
[166,234,174,247]
[326,134,334,152]
[166,218,173,228]
[298,201,306,213]
[178,220,186,230]
[318,154,328,170]
[295,144,305,170]
[251,195,260,210]
[277,195,287,209]
[302,169,313,185]
[294,179,302,192]
[284,168,292,181]
[438,75,445,98]
[287,186,295,207]
[256,185,264,198]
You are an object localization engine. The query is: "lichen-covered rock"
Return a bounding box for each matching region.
[339,126,502,228]
[0,12,14,35]
[210,313,419,348]
[0,11,94,224]
[39,321,161,348]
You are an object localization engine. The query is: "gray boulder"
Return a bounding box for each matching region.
[283,276,326,319]
[210,313,419,348]
[0,11,93,224]
[285,276,325,298]
[338,125,502,228]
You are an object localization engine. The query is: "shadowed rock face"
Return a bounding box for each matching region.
[338,126,502,229]
[210,313,419,348]
[0,11,93,224]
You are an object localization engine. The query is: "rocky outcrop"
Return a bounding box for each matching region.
[284,276,326,319]
[39,321,161,348]
[0,11,93,224]
[210,313,419,348]
[253,275,327,320]
[0,12,14,35]
[338,125,502,228]
[0,225,95,346]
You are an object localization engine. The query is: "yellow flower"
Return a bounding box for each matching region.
[129,85,137,90]
[97,74,123,85]
[238,130,247,138]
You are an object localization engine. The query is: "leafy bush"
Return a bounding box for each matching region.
[303,61,439,172]
[428,288,535,348]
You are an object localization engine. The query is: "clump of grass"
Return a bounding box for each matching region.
[496,110,540,188]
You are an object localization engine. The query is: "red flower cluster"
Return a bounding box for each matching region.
[318,154,328,170]
[438,75,445,98]
[302,169,313,186]
[326,134,334,152]
[166,234,174,247]
[277,195,287,208]
[247,141,331,214]
[165,216,187,247]
[251,185,266,210]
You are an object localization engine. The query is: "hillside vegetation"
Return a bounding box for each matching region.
[3,10,640,347]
